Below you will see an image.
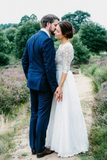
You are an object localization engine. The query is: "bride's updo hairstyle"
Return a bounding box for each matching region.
[58,21,74,39]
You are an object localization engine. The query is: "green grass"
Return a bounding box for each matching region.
[79,152,96,160]
[21,153,28,156]
[0,103,30,159]
[80,63,98,78]
[0,131,15,156]
[89,126,107,160]
[8,54,20,64]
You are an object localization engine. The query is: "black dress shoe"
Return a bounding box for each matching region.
[31,149,36,155]
[37,147,54,158]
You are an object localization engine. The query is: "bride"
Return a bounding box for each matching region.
[46,21,89,157]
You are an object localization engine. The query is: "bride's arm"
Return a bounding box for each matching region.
[59,72,67,88]
[55,73,67,101]
[55,44,74,101]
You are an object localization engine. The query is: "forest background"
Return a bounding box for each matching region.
[0,11,107,160]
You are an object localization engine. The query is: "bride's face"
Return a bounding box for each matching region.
[54,25,64,40]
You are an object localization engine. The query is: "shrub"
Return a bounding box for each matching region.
[92,64,107,92]
[93,81,107,126]
[79,21,107,53]
[87,64,98,76]
[0,67,29,115]
[82,57,107,93]
[89,127,107,160]
[0,52,9,66]
[81,63,98,77]
[4,27,18,54]
[72,34,90,64]
[81,55,107,160]
[4,27,17,42]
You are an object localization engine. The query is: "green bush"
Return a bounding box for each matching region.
[0,52,9,66]
[87,64,98,76]
[81,58,107,93]
[4,27,17,42]
[92,64,107,93]
[79,21,107,53]
[4,27,18,54]
[90,127,107,160]
[81,63,98,77]
[72,34,90,64]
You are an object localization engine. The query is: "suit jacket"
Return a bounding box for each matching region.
[22,30,58,92]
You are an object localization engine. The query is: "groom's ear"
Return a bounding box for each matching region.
[47,22,51,27]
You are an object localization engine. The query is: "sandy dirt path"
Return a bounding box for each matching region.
[9,72,94,160]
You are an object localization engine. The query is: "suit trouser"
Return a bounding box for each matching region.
[29,89,53,153]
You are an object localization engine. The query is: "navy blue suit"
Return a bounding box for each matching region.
[22,30,58,153]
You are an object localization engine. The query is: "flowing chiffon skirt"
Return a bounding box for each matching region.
[46,65,89,157]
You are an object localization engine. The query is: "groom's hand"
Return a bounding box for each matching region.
[54,86,63,102]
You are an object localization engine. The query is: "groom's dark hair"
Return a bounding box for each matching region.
[40,14,59,28]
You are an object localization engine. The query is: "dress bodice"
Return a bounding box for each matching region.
[55,42,74,73]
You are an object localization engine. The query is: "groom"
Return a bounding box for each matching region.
[22,14,61,158]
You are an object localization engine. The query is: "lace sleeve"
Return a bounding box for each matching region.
[62,43,74,74]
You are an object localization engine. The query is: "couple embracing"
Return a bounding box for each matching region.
[22,14,89,158]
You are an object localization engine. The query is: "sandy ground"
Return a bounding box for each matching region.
[8,72,94,160]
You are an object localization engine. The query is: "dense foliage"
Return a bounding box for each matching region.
[0,26,10,54]
[0,11,107,64]
[14,21,40,59]
[0,23,13,30]
[0,52,9,66]
[79,22,107,53]
[4,27,17,42]
[72,34,90,63]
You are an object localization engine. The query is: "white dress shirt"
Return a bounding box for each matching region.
[41,28,50,37]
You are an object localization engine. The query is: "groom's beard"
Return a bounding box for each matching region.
[49,26,55,36]
[50,30,55,35]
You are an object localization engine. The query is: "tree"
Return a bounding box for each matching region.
[14,21,40,59]
[0,23,12,30]
[11,23,19,28]
[79,21,107,53]
[19,14,38,26]
[72,34,90,63]
[61,10,90,33]
[30,14,37,21]
[4,27,17,42]
[4,27,18,53]
[0,26,10,54]
[20,15,30,23]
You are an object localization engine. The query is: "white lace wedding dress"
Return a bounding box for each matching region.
[46,42,89,157]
